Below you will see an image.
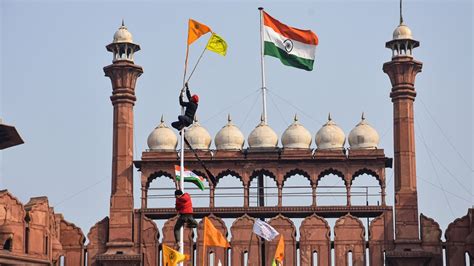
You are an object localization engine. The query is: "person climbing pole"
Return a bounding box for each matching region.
[174,189,198,247]
[171,83,199,131]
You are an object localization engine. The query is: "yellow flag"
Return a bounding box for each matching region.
[206,33,228,56]
[188,19,212,45]
[274,235,284,263]
[162,244,188,266]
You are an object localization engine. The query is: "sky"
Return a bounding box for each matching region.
[1,0,472,243]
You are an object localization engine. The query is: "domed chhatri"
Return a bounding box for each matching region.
[315,113,346,150]
[348,113,380,150]
[281,114,312,149]
[147,115,178,151]
[248,116,278,149]
[113,19,134,43]
[106,20,141,63]
[185,117,212,150]
[214,114,245,150]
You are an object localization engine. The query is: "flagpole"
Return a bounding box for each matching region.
[258,7,268,124]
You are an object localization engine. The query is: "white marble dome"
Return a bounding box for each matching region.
[214,114,245,150]
[348,113,380,149]
[315,114,346,150]
[281,115,312,149]
[113,20,133,43]
[393,23,413,40]
[147,116,177,151]
[248,117,278,149]
[185,117,212,150]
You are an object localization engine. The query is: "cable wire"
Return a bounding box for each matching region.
[416,122,456,218]
[419,98,472,171]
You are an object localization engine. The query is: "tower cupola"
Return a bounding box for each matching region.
[385,1,419,58]
[106,20,141,62]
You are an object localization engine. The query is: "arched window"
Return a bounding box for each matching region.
[316,173,346,206]
[214,174,244,207]
[312,250,318,266]
[147,175,176,209]
[3,238,12,251]
[351,172,381,206]
[282,174,311,206]
[249,174,278,207]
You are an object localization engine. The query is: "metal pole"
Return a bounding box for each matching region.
[179,126,185,265]
[258,7,267,124]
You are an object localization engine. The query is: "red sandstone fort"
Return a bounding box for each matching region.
[0,8,473,266]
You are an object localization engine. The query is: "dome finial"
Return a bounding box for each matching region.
[294,113,298,122]
[160,114,164,123]
[361,112,365,120]
[399,0,404,25]
[121,18,125,27]
[328,112,332,121]
[227,113,232,123]
[194,115,199,123]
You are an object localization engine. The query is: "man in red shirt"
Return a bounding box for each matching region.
[174,189,198,245]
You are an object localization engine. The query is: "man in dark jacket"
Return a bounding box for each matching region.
[174,189,198,244]
[171,83,199,131]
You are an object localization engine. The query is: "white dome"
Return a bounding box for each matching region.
[392,23,413,40]
[113,20,133,43]
[147,116,177,151]
[281,115,312,149]
[315,114,346,150]
[185,117,212,150]
[348,113,380,150]
[248,117,278,149]
[215,114,245,150]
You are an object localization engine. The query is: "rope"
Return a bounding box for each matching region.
[239,90,261,130]
[201,88,260,124]
[267,89,324,125]
[267,91,289,126]
[419,98,472,171]
[416,122,456,218]
[55,177,108,207]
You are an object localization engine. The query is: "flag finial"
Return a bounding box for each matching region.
[400,0,404,24]
[328,112,332,121]
[361,112,365,120]
[160,114,164,123]
[121,18,125,27]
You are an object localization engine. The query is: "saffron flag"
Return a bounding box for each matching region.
[206,33,228,56]
[187,19,212,45]
[252,219,279,241]
[162,244,188,266]
[273,235,285,264]
[263,11,318,71]
[175,165,206,190]
[203,217,230,248]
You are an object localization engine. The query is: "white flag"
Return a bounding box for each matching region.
[252,219,279,241]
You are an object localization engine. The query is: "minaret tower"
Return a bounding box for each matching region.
[100,21,143,264]
[383,2,433,265]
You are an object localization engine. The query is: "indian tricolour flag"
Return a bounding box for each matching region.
[263,11,319,71]
[175,165,206,190]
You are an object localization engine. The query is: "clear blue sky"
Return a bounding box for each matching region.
[1,0,472,241]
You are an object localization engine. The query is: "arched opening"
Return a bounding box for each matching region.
[351,172,382,206]
[3,238,12,251]
[249,173,278,207]
[282,174,312,206]
[209,251,215,265]
[25,214,30,254]
[312,250,318,266]
[243,250,249,266]
[347,251,353,266]
[147,175,176,209]
[215,175,244,207]
[316,173,346,206]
